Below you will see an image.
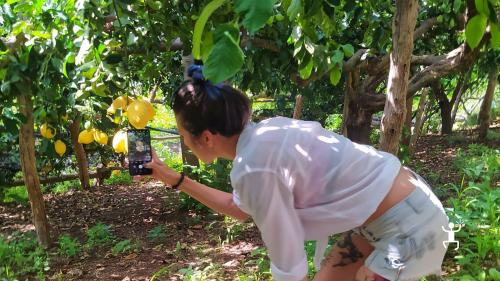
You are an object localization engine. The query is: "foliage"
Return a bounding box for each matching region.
[178,263,223,281]
[1,186,28,204]
[84,222,115,249]
[111,239,138,255]
[0,232,49,280]
[324,114,343,133]
[445,144,499,280]
[104,171,132,185]
[147,225,166,241]
[179,159,233,212]
[57,234,81,258]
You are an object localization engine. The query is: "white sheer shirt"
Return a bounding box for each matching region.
[230,117,401,281]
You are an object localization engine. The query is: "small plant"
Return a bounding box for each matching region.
[57,234,81,257]
[111,239,138,255]
[85,223,115,249]
[2,186,29,204]
[147,225,166,241]
[324,114,342,133]
[104,171,132,185]
[443,143,499,280]
[178,263,222,281]
[223,216,244,244]
[0,232,50,279]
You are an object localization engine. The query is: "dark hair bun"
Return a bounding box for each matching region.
[187,64,205,82]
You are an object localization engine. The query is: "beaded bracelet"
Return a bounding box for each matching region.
[171,172,185,189]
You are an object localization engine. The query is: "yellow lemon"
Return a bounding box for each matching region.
[40,123,55,139]
[111,170,121,176]
[112,96,134,111]
[112,130,128,154]
[93,130,109,145]
[78,129,94,144]
[127,100,154,129]
[54,140,66,157]
[106,104,117,115]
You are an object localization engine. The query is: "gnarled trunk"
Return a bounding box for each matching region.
[379,0,418,154]
[409,89,429,155]
[478,65,497,139]
[18,91,50,247]
[431,80,453,134]
[69,115,90,189]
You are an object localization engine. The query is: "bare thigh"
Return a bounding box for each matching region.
[314,231,377,281]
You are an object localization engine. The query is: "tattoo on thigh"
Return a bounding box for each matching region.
[332,231,364,267]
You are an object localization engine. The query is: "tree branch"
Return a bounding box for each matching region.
[411,54,447,65]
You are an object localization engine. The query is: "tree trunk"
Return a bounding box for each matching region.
[18,92,51,247]
[478,65,497,140]
[69,115,90,189]
[431,80,453,134]
[402,96,414,146]
[451,68,472,125]
[344,69,373,144]
[409,89,429,155]
[379,0,419,154]
[292,95,303,119]
[181,54,200,175]
[346,105,373,144]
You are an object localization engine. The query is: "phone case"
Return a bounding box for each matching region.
[127,129,153,176]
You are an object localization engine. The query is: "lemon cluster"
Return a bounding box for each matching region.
[106,96,155,129]
[40,123,66,157]
[77,128,109,145]
[38,95,155,157]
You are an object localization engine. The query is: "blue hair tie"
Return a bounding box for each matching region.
[187,64,223,100]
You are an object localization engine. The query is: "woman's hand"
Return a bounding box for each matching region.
[134,148,180,186]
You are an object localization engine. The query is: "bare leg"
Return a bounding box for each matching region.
[313,231,375,281]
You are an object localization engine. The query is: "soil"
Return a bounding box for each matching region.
[1,126,498,280]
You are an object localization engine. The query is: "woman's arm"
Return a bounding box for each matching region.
[144,149,250,221]
[178,176,250,221]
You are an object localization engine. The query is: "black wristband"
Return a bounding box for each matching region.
[171,172,185,189]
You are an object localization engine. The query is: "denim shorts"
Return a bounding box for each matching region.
[352,169,450,281]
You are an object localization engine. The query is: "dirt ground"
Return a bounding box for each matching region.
[1,127,498,280]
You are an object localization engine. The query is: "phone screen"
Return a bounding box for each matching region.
[127,129,153,175]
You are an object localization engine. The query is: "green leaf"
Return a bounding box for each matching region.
[126,32,138,46]
[475,0,490,16]
[489,268,500,280]
[331,49,344,65]
[341,44,354,57]
[465,15,488,49]
[453,0,462,12]
[291,26,302,43]
[192,0,226,60]
[287,0,301,20]
[204,31,244,83]
[329,67,341,85]
[235,0,274,34]
[299,56,313,79]
[201,31,214,62]
[31,31,51,39]
[51,58,64,75]
[304,37,315,54]
[490,22,500,49]
[75,38,91,65]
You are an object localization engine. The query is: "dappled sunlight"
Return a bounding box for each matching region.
[294,144,312,162]
[352,143,383,158]
[317,135,340,145]
[255,126,280,135]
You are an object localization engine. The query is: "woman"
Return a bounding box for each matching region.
[143,65,449,281]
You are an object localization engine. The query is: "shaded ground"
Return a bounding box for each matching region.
[1,180,263,280]
[1,126,498,280]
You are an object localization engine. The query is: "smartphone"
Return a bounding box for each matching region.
[127,129,153,176]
